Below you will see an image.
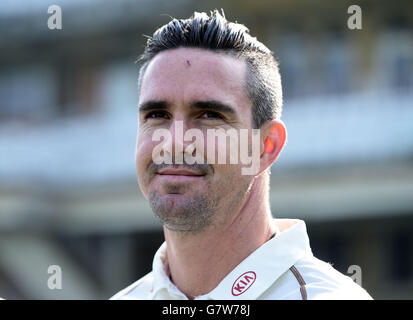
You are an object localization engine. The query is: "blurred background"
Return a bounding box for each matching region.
[0,0,412,299]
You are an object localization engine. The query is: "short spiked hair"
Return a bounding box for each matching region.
[137,10,283,128]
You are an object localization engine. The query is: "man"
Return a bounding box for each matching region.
[111,10,372,300]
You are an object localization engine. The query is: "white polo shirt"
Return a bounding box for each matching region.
[110,219,373,300]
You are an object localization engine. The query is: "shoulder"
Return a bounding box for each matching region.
[290,255,373,300]
[109,272,154,300]
[263,255,373,300]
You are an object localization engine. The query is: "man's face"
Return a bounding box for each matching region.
[136,47,256,232]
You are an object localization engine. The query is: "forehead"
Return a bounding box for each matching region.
[139,47,249,108]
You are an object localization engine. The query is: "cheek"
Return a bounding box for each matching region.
[210,164,251,209]
[202,131,240,166]
[135,134,157,194]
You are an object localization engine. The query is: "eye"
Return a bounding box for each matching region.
[200,111,224,120]
[144,111,170,120]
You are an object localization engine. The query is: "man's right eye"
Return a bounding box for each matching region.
[144,111,169,120]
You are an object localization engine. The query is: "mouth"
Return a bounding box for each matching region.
[158,169,205,176]
[156,168,206,182]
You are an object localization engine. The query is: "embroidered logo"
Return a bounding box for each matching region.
[231,271,256,296]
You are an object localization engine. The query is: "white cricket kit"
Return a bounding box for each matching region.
[111,219,373,300]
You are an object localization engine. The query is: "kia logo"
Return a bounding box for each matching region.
[231,271,256,296]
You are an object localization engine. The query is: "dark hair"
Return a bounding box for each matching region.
[137,10,282,128]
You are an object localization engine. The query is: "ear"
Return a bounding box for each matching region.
[258,119,287,174]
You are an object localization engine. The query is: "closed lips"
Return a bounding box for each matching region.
[158,169,204,176]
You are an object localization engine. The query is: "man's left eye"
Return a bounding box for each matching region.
[200,111,223,119]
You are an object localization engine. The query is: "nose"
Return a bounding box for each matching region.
[162,118,195,164]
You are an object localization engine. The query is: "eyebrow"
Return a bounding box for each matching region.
[138,100,169,112]
[138,99,236,115]
[191,100,236,115]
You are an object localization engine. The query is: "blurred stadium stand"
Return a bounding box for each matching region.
[0,0,412,299]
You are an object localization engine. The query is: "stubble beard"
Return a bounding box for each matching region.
[149,188,219,233]
[148,173,253,234]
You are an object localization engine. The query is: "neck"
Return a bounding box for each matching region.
[164,173,276,299]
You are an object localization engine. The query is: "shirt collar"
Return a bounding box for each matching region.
[150,242,187,299]
[150,219,312,300]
